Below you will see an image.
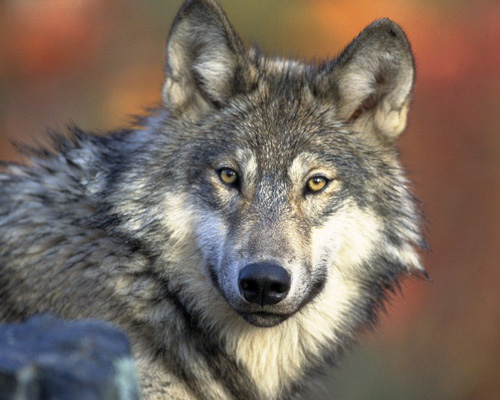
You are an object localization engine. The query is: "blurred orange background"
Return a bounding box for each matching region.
[1,1,499,399]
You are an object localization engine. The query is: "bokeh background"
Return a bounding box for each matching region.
[1,1,499,399]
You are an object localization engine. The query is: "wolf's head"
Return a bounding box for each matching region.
[114,0,426,329]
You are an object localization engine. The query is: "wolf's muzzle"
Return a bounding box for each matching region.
[238,263,291,306]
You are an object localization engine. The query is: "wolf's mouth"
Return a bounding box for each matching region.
[237,311,292,328]
[208,261,327,329]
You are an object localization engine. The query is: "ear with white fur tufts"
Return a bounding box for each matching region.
[325,19,415,144]
[162,0,251,120]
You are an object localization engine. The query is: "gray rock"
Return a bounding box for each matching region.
[0,314,141,400]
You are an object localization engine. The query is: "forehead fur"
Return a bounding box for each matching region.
[200,62,365,169]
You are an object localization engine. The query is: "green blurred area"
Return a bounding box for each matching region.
[1,1,500,399]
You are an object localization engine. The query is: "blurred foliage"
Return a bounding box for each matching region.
[1,1,500,399]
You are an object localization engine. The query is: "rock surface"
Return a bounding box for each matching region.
[0,314,141,400]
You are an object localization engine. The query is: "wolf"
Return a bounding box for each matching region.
[0,0,426,399]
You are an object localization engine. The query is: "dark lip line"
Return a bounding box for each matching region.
[239,311,291,317]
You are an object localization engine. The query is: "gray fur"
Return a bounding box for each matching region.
[0,1,426,399]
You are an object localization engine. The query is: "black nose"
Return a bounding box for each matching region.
[239,263,291,306]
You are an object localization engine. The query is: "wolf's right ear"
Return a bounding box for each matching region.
[162,0,251,120]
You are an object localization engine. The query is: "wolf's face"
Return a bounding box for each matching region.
[187,88,380,327]
[120,0,425,328]
[177,72,423,326]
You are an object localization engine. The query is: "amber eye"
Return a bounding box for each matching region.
[306,176,329,193]
[218,168,239,187]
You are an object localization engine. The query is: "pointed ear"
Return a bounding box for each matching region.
[326,19,415,144]
[162,0,251,120]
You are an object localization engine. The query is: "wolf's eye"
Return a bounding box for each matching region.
[306,176,329,193]
[218,168,239,187]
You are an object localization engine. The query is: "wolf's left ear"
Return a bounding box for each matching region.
[324,19,415,144]
[162,0,251,120]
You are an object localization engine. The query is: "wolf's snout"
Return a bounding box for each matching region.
[238,263,291,306]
